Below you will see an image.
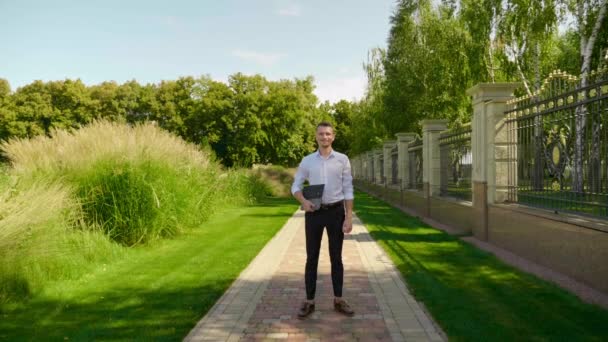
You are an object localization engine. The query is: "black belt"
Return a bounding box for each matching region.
[319,200,344,210]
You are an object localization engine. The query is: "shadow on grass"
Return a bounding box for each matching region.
[354,190,608,341]
[0,281,230,341]
[247,196,294,208]
[0,196,299,341]
[242,213,297,218]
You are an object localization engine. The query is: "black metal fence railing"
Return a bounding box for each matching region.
[505,69,608,218]
[439,124,472,201]
[408,136,423,190]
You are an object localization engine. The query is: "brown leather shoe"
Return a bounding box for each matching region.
[334,299,355,316]
[297,301,315,319]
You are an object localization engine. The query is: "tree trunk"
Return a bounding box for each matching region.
[533,41,543,191]
[572,0,608,193]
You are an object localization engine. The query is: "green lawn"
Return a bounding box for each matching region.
[518,189,608,218]
[354,190,608,341]
[0,197,297,341]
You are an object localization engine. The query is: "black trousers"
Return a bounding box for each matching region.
[304,205,345,300]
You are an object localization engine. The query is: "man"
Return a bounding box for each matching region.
[291,121,355,319]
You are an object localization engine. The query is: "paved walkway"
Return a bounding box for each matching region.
[185,210,444,342]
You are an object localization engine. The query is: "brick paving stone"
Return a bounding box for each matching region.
[185,211,445,341]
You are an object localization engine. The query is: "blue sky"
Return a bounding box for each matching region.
[1,0,396,103]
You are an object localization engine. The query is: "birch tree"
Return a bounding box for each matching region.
[572,0,608,193]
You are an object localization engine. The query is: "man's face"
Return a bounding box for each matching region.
[316,125,335,148]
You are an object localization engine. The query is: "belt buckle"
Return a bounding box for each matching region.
[321,201,340,210]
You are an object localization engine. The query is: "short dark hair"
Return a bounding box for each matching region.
[316,121,333,130]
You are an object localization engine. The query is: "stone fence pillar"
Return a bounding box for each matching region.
[373,148,383,184]
[395,133,417,189]
[352,156,359,179]
[422,120,448,198]
[467,82,519,240]
[383,141,396,186]
[367,151,375,182]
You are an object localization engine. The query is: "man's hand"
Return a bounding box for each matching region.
[342,216,353,234]
[301,200,316,212]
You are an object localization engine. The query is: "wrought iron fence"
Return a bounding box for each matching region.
[505,68,608,218]
[391,146,398,184]
[439,124,472,201]
[408,136,423,190]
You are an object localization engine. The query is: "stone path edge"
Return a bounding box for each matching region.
[352,216,447,342]
[184,210,302,341]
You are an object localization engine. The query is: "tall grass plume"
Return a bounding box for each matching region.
[0,120,276,303]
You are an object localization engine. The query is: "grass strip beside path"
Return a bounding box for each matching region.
[354,191,608,341]
[0,197,297,341]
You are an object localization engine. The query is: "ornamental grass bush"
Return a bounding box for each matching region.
[0,179,123,303]
[250,164,295,198]
[0,120,273,303]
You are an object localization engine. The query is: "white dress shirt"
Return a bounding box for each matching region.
[291,149,354,204]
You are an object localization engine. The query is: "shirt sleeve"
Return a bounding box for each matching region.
[342,156,354,200]
[291,159,308,195]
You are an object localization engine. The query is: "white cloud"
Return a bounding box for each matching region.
[276,4,301,17]
[314,75,366,104]
[231,50,286,67]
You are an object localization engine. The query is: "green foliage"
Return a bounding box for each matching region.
[208,74,319,167]
[315,99,356,155]
[385,3,473,133]
[0,74,323,168]
[349,99,387,155]
[0,79,10,101]
[347,48,389,155]
[328,100,355,155]
[250,164,296,198]
[554,30,584,74]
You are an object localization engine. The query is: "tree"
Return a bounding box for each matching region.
[9,81,65,137]
[151,77,196,139]
[0,79,14,142]
[500,0,561,94]
[0,79,10,101]
[571,0,608,192]
[186,76,234,149]
[458,0,507,83]
[349,48,388,155]
[383,1,473,135]
[329,100,355,156]
[258,77,319,166]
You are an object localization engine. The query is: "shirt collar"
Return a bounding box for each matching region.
[316,149,335,159]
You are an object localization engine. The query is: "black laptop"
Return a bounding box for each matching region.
[302,184,324,211]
